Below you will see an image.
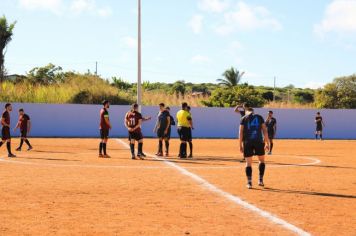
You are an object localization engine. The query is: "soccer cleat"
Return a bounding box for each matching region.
[8,153,16,158]
[137,154,145,160]
[104,154,111,158]
[156,152,163,157]
[138,152,146,158]
[268,152,272,155]
[188,154,193,158]
[131,155,136,160]
[165,152,169,157]
[258,180,264,187]
[98,153,104,158]
[27,146,33,151]
[16,147,21,151]
[246,183,252,189]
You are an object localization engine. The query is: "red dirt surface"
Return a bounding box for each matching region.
[0,138,355,235]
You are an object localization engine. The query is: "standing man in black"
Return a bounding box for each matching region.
[0,103,16,157]
[14,108,33,151]
[239,107,270,189]
[315,112,325,140]
[235,102,249,162]
[99,100,111,158]
[165,107,175,156]
[265,111,277,155]
[154,103,170,157]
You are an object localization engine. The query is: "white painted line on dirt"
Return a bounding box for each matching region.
[116,139,311,236]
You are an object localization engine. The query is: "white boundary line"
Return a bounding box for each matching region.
[116,139,311,236]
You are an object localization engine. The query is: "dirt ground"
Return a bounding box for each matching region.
[0,138,355,236]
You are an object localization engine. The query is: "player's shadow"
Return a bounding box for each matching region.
[18,156,81,162]
[146,158,224,165]
[267,161,356,169]
[33,150,76,154]
[256,187,356,199]
[190,156,242,163]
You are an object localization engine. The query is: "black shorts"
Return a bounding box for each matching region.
[268,131,275,140]
[20,129,28,138]
[157,129,169,139]
[100,129,109,139]
[316,126,323,132]
[1,127,11,140]
[177,127,190,142]
[243,141,265,158]
[129,131,143,141]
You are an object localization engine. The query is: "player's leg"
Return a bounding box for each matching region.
[23,130,33,150]
[164,137,169,156]
[319,130,323,140]
[129,134,136,159]
[99,130,104,157]
[268,137,273,155]
[245,157,253,189]
[4,127,15,157]
[188,128,193,158]
[16,137,24,151]
[0,128,5,148]
[156,132,163,156]
[315,130,318,139]
[137,132,145,159]
[103,138,110,158]
[258,155,266,186]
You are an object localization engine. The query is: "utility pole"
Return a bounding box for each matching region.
[273,76,276,102]
[137,0,142,112]
[95,61,98,76]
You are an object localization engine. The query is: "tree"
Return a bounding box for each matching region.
[171,80,186,97]
[27,63,65,85]
[0,16,16,82]
[315,75,356,108]
[217,67,245,87]
[202,86,265,107]
[111,77,132,90]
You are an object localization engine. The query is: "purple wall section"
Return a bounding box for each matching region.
[0,103,355,139]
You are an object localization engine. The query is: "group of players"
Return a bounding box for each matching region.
[98,101,194,160]
[1,101,325,189]
[0,103,33,158]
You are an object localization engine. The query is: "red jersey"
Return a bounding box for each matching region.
[19,114,30,131]
[100,108,110,130]
[2,110,10,126]
[126,111,143,132]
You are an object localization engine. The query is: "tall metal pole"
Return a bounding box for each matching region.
[273,76,276,102]
[137,0,142,111]
[95,61,98,75]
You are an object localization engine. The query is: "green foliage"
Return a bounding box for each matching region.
[111,77,132,90]
[0,15,16,81]
[293,90,314,104]
[217,67,244,87]
[315,75,356,108]
[170,80,186,96]
[26,63,65,85]
[202,86,265,107]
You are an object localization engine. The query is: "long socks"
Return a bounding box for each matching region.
[189,141,193,156]
[138,143,143,154]
[19,139,24,149]
[245,166,252,184]
[130,143,135,155]
[25,139,31,147]
[0,141,3,148]
[165,140,169,154]
[6,142,12,155]
[259,163,266,182]
[103,143,107,155]
[270,143,273,153]
[158,140,163,153]
[99,142,103,154]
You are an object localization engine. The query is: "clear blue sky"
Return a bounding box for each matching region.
[1,0,356,88]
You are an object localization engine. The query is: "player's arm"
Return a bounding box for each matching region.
[132,119,142,131]
[14,119,21,131]
[105,116,111,129]
[1,117,9,127]
[234,104,242,113]
[27,120,32,133]
[239,125,244,153]
[187,116,193,129]
[164,116,170,134]
[142,116,151,122]
[124,113,130,129]
[274,120,277,137]
[262,123,270,151]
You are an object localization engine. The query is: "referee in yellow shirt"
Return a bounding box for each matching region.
[176,102,192,159]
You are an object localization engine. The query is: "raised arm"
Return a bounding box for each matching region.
[262,124,270,151]
[234,105,242,113]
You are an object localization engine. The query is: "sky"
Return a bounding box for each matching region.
[1,0,356,88]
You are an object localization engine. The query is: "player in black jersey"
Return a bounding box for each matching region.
[315,112,325,140]
[239,107,270,189]
[265,111,277,155]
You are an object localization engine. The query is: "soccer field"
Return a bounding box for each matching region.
[0,138,355,235]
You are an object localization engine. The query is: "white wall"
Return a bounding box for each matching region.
[1,103,355,139]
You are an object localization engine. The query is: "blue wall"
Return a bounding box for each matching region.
[0,103,355,139]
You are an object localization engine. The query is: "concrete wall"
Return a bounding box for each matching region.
[1,103,355,139]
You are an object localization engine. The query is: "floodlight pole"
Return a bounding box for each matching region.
[137,0,142,112]
[273,76,276,102]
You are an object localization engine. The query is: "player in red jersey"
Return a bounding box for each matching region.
[99,100,112,158]
[124,104,151,159]
[0,103,16,157]
[14,108,33,151]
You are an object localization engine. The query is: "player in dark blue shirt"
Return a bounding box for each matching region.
[265,111,277,155]
[154,103,171,156]
[235,102,250,162]
[239,107,270,189]
[315,112,325,140]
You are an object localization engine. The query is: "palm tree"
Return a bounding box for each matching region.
[217,67,245,87]
[0,16,16,82]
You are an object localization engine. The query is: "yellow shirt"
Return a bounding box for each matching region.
[176,110,191,127]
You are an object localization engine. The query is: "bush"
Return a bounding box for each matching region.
[71,90,133,105]
[202,86,266,107]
